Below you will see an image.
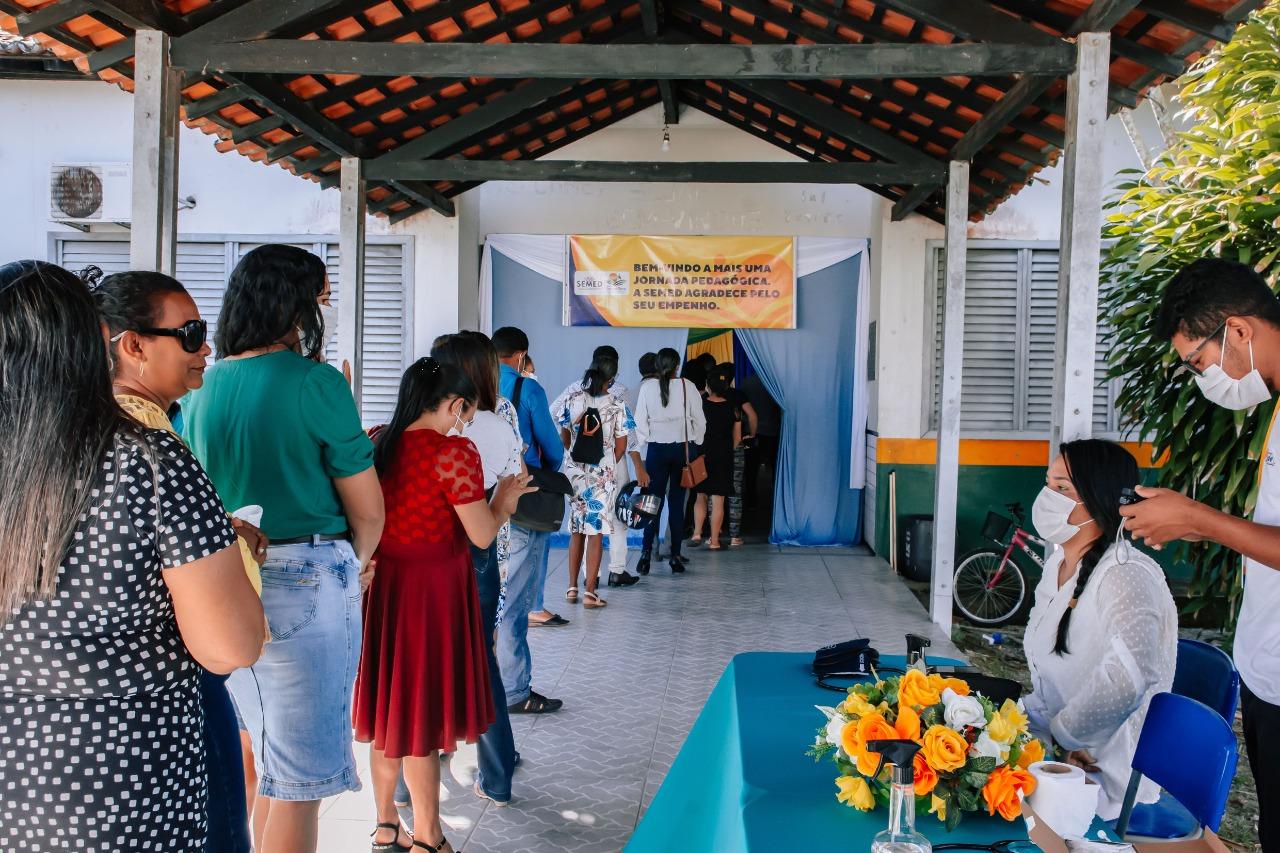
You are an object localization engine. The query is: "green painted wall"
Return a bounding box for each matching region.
[874,463,1191,585]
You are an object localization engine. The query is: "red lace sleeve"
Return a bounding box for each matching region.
[437,437,486,505]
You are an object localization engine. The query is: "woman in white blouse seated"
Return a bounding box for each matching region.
[1023,438,1178,820]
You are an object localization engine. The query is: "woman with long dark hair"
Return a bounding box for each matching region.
[690,370,742,549]
[428,331,523,807]
[633,347,705,575]
[355,358,531,852]
[95,269,268,853]
[0,261,263,851]
[182,244,385,853]
[557,350,631,607]
[1022,439,1177,820]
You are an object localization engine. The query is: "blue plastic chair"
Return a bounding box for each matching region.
[1120,639,1241,839]
[1172,638,1240,723]
[1114,693,1238,841]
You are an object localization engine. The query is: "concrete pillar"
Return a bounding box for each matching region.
[338,156,367,407]
[129,30,181,274]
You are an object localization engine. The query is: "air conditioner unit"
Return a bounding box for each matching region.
[49,163,131,224]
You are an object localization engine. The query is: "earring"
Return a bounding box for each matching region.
[139,362,146,380]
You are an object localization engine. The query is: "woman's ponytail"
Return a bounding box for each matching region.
[374,357,476,475]
[1051,438,1139,655]
[656,347,680,407]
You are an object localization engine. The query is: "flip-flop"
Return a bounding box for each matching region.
[530,613,570,627]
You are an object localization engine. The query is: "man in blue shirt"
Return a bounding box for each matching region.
[493,326,566,715]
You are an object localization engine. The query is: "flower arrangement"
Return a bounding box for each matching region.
[808,668,1044,830]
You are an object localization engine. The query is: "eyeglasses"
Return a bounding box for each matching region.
[111,319,208,354]
[1169,321,1226,379]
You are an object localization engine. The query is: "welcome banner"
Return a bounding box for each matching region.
[564,235,797,329]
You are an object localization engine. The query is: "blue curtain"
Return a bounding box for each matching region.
[738,256,864,546]
[490,249,688,407]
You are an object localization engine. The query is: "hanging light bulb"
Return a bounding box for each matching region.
[661,123,671,153]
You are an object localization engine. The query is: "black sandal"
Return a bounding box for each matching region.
[413,837,451,852]
[371,822,412,853]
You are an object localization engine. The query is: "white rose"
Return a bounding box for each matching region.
[943,693,987,731]
[971,730,1009,763]
[826,715,847,748]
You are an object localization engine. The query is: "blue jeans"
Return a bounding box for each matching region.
[228,541,363,801]
[496,525,550,706]
[201,671,251,853]
[642,441,694,559]
[530,534,553,613]
[472,542,517,800]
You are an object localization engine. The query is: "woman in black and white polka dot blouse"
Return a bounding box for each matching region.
[0,261,266,852]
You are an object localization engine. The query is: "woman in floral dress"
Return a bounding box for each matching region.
[557,351,630,609]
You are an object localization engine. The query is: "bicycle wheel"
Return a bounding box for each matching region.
[952,549,1028,627]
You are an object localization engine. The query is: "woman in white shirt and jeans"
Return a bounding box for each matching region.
[1022,438,1177,820]
[634,348,706,576]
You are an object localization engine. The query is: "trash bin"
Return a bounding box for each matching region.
[900,514,933,582]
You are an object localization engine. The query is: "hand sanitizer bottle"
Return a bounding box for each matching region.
[866,740,932,853]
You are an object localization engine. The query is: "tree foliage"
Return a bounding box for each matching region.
[1101,3,1280,624]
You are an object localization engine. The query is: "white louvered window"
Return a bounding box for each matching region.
[54,234,412,426]
[929,241,1119,436]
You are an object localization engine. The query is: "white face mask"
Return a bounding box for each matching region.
[1032,486,1094,546]
[1194,328,1271,411]
[318,304,339,357]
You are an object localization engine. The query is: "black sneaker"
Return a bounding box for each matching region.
[508,690,564,714]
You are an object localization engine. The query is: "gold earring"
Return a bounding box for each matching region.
[139,362,146,379]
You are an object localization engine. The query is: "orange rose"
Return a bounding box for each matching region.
[982,765,1038,821]
[895,702,921,741]
[1017,738,1046,770]
[934,675,971,697]
[912,751,938,796]
[839,719,861,759]
[899,668,942,709]
[853,712,899,775]
[921,724,968,773]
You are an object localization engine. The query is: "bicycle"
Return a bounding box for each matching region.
[952,502,1045,627]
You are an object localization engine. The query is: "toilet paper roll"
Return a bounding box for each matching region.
[1026,760,1099,841]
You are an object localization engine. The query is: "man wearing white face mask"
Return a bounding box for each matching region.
[1122,258,1280,850]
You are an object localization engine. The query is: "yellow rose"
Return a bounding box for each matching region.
[836,775,876,811]
[987,710,1018,745]
[844,692,876,717]
[929,793,947,822]
[839,719,861,759]
[1000,699,1029,732]
[921,724,969,772]
[899,668,942,709]
[927,672,972,697]
[1017,738,1046,770]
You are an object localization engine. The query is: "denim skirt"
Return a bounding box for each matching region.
[227,541,363,801]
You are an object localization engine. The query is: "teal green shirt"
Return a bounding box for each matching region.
[181,351,374,540]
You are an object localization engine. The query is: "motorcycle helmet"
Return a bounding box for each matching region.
[615,480,663,530]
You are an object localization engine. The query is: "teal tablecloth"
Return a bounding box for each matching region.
[627,651,1048,852]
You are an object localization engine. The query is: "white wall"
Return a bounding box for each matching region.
[0,78,466,358]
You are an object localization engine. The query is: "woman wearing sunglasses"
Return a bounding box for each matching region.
[94,269,268,853]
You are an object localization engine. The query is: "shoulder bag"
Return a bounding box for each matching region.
[509,376,572,531]
[679,380,708,490]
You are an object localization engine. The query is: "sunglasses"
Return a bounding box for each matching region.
[112,319,208,354]
[1169,321,1226,380]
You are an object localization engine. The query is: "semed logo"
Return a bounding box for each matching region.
[574,270,630,296]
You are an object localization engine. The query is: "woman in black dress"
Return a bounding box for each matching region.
[0,261,264,852]
[691,370,743,550]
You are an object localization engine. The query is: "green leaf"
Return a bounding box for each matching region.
[966,757,998,774]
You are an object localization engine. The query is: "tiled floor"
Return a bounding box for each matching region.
[317,545,961,853]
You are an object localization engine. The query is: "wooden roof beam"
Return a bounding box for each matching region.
[873,0,1063,47]
[365,159,947,184]
[1138,0,1235,41]
[171,40,1078,79]
[172,0,351,47]
[892,0,1146,220]
[638,0,679,124]
[13,0,93,35]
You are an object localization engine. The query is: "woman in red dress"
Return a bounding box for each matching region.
[355,357,532,853]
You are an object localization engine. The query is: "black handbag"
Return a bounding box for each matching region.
[509,377,572,532]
